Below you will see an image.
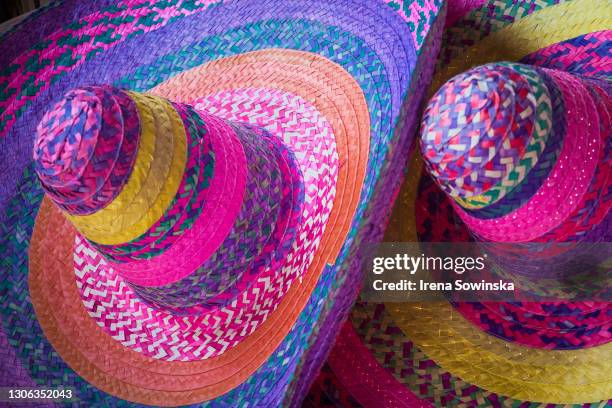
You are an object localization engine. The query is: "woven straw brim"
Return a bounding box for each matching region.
[282,5,448,403]
[453,300,611,350]
[348,300,611,406]
[344,162,610,403]
[386,301,611,403]
[327,320,431,408]
[430,0,610,93]
[303,362,362,408]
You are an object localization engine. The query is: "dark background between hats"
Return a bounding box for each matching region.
[0,0,49,25]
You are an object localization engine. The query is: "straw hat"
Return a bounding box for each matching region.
[33,84,329,357]
[317,0,611,405]
[421,61,610,243]
[0,0,445,406]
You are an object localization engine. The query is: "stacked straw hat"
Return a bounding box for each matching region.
[0,0,446,406]
[33,85,319,357]
[313,0,612,406]
[421,61,610,243]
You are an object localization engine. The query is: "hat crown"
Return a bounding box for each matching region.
[34,89,101,181]
[420,62,552,202]
[420,62,610,243]
[34,86,140,215]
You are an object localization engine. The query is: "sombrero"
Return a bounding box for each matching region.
[421,62,610,243]
[0,0,446,406]
[314,0,611,406]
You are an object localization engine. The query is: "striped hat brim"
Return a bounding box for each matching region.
[0,0,443,405]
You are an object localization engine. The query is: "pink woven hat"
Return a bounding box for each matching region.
[420,61,611,243]
[308,1,611,406]
[418,61,611,351]
[32,83,337,358]
[0,0,446,404]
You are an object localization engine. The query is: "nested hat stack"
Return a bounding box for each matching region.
[0,0,445,406]
[313,0,611,406]
[421,61,610,244]
[34,84,316,347]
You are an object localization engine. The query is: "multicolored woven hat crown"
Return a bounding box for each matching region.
[0,0,445,406]
[421,61,610,243]
[310,0,612,406]
[417,59,611,347]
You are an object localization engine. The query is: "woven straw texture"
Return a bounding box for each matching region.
[0,0,446,406]
[312,0,612,406]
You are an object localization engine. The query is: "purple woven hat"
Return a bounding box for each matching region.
[0,0,442,406]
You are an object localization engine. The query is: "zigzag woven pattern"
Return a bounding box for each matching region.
[456,62,553,209]
[386,0,444,47]
[0,0,221,138]
[462,68,566,219]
